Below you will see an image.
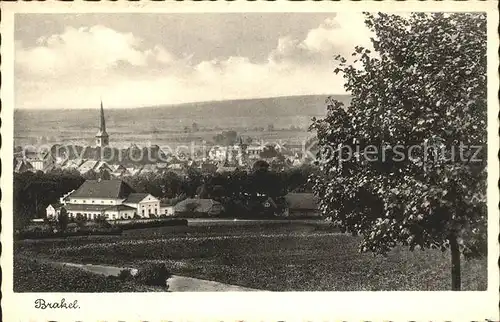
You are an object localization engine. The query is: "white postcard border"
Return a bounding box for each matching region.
[1,1,498,321]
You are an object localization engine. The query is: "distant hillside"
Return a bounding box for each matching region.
[14,94,351,147]
[147,94,352,118]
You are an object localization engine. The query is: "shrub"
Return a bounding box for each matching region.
[114,218,188,230]
[117,269,133,281]
[134,262,171,288]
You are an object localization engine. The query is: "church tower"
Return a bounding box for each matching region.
[95,100,109,147]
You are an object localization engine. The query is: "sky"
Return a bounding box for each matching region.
[15,13,373,109]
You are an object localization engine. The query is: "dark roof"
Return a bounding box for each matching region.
[70,180,135,199]
[15,160,33,172]
[174,198,222,213]
[124,193,150,203]
[262,197,278,208]
[49,203,63,209]
[284,193,318,211]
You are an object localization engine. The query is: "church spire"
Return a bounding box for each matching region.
[100,99,106,132]
[96,99,109,147]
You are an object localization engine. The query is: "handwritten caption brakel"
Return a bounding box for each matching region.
[35,298,80,309]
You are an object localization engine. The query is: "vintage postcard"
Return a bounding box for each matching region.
[1,0,499,321]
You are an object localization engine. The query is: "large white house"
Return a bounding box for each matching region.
[59,179,160,220]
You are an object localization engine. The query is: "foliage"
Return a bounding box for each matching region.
[14,170,85,229]
[57,207,69,232]
[117,269,133,281]
[113,218,188,230]
[134,262,171,288]
[259,144,279,158]
[213,130,238,146]
[15,228,122,240]
[310,13,487,288]
[14,162,316,229]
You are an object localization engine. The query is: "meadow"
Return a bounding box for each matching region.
[14,221,487,292]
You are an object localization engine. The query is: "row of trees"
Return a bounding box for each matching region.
[14,170,85,229]
[13,163,316,227]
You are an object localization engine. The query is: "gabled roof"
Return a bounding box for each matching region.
[47,203,63,210]
[15,159,33,172]
[95,161,112,171]
[174,198,222,214]
[78,160,99,173]
[217,166,238,173]
[69,180,135,199]
[284,193,318,211]
[124,193,150,204]
[63,158,85,169]
[110,164,127,171]
[262,196,278,208]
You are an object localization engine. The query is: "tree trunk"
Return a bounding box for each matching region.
[449,234,461,291]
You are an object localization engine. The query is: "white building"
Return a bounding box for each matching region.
[123,193,161,218]
[160,204,175,216]
[46,204,63,220]
[61,179,159,220]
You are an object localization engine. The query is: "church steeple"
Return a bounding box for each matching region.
[100,100,106,133]
[95,100,109,147]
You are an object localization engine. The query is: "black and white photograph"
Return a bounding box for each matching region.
[1,1,499,321]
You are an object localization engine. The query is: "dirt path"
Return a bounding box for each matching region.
[59,262,262,292]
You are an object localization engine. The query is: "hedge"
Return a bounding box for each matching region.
[112,218,188,230]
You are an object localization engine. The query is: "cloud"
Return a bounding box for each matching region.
[270,13,373,64]
[15,14,372,109]
[16,25,175,78]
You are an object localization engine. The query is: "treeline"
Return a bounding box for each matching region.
[13,163,316,227]
[123,163,315,199]
[14,169,85,229]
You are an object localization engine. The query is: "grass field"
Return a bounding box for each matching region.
[13,256,166,292]
[14,221,487,291]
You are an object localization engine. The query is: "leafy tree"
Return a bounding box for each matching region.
[13,170,85,229]
[252,160,270,172]
[213,130,238,146]
[259,144,279,159]
[57,207,69,232]
[310,13,486,290]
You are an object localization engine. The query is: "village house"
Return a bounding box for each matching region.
[159,202,175,216]
[27,151,55,172]
[283,192,320,218]
[174,198,224,217]
[110,164,130,178]
[45,203,63,220]
[14,158,34,173]
[246,145,265,160]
